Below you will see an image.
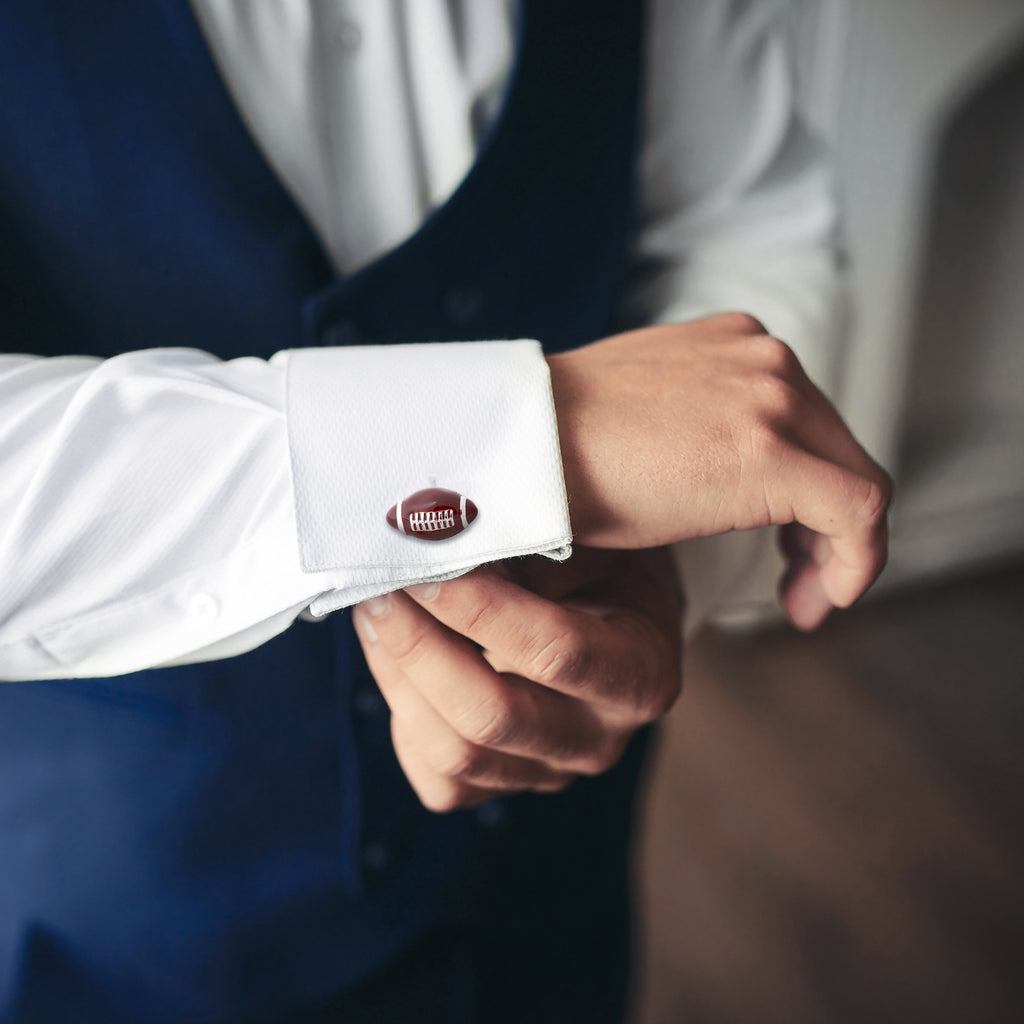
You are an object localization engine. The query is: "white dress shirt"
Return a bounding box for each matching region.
[0,0,842,679]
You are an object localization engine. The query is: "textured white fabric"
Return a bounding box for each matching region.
[285,341,571,615]
[190,0,514,274]
[0,351,339,678]
[0,0,843,679]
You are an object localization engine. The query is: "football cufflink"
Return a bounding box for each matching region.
[386,487,477,540]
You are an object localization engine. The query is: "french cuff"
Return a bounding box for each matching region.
[282,340,572,615]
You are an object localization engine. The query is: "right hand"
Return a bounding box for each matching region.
[547,313,892,630]
[353,546,682,812]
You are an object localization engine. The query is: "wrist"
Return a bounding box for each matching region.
[548,351,600,544]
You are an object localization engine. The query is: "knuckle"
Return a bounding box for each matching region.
[603,656,681,727]
[454,695,519,749]
[576,735,628,777]
[391,721,478,814]
[759,335,800,374]
[716,311,768,336]
[522,622,591,689]
[756,372,801,420]
[388,623,434,672]
[640,669,683,722]
[427,736,485,781]
[534,774,576,795]
[418,782,468,814]
[446,581,501,641]
[856,474,892,528]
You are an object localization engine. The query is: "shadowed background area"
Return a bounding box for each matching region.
[635,563,1024,1023]
[634,1,1024,1020]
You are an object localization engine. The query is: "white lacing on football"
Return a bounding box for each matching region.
[410,509,456,533]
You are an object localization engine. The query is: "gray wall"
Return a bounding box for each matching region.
[801,0,1024,588]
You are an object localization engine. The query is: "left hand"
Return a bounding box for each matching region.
[351,547,683,812]
[548,316,892,629]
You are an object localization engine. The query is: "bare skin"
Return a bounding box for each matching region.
[548,313,891,630]
[354,313,892,810]
[353,547,682,812]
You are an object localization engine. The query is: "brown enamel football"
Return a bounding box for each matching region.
[386,487,478,541]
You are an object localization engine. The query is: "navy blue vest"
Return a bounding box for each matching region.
[0,3,645,1020]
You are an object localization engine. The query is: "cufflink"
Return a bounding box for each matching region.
[387,487,477,540]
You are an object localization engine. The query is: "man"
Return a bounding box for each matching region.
[0,2,888,1021]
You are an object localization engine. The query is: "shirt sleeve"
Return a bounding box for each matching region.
[0,342,570,681]
[628,0,849,629]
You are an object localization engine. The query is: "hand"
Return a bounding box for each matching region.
[351,547,682,813]
[548,313,892,629]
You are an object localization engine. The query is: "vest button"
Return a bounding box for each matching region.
[475,800,506,829]
[322,320,363,347]
[353,685,386,718]
[361,841,394,885]
[444,285,483,325]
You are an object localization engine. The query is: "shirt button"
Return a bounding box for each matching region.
[335,18,362,54]
[188,593,220,621]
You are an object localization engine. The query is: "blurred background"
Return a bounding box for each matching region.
[634,1,1024,1021]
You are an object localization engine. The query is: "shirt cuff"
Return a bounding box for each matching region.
[281,340,572,613]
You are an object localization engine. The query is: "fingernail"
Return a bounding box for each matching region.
[352,606,379,643]
[405,581,440,602]
[363,595,390,617]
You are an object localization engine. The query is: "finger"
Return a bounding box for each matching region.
[353,604,580,789]
[778,523,832,630]
[388,713,575,811]
[403,569,679,723]
[783,388,893,609]
[388,723,496,813]
[778,544,832,631]
[479,604,629,682]
[767,449,890,612]
[389,720,573,813]
[750,345,890,605]
[353,590,613,769]
[353,600,582,803]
